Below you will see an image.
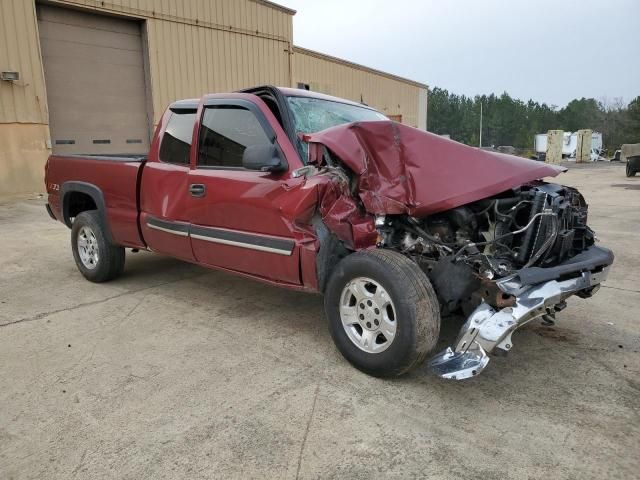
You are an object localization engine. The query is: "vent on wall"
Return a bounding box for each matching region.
[55,139,75,145]
[126,139,142,144]
[92,139,111,144]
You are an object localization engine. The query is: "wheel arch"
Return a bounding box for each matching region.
[61,181,114,244]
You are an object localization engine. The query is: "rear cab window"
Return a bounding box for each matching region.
[159,109,196,165]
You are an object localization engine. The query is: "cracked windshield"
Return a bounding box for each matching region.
[286,96,387,158]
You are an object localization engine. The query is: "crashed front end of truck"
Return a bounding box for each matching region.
[303,121,614,380]
[378,183,613,379]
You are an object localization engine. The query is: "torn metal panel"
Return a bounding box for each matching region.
[429,263,612,380]
[317,176,377,250]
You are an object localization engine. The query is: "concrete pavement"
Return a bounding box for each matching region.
[0,163,638,479]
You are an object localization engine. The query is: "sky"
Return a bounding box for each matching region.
[280,0,640,108]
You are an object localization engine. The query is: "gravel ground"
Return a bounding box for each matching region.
[0,162,638,479]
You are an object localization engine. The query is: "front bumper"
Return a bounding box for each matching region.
[428,246,613,380]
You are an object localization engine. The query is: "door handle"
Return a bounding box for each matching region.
[189,184,206,197]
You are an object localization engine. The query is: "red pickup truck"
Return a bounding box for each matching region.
[45,86,613,379]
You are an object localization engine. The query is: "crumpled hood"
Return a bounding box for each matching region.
[306,121,565,216]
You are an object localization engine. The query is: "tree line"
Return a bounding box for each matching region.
[427,87,640,153]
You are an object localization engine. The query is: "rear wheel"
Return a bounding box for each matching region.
[324,249,440,377]
[626,162,636,177]
[71,210,125,282]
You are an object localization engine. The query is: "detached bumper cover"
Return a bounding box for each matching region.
[428,246,613,380]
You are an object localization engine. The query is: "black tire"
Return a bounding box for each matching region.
[324,249,440,377]
[626,163,636,177]
[71,210,125,283]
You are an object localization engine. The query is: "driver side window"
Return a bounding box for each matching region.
[198,105,272,168]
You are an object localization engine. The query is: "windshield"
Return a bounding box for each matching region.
[286,96,387,135]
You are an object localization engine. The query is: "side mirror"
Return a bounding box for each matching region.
[242,144,286,172]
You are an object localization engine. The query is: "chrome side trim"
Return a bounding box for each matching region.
[147,222,189,237]
[146,216,294,255]
[190,233,293,256]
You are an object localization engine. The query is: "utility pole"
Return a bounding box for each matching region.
[479,102,483,148]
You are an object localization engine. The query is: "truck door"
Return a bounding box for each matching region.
[139,106,196,262]
[186,96,305,285]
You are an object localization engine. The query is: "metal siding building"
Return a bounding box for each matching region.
[0,0,427,194]
[293,47,427,129]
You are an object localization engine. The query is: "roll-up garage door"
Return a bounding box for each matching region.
[37,4,150,155]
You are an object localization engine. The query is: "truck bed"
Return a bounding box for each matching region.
[45,154,147,248]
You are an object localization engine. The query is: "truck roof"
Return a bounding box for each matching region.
[169,98,199,110]
[169,86,377,112]
[273,87,377,110]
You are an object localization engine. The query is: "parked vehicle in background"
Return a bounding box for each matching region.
[534,133,548,161]
[534,131,604,162]
[45,86,614,380]
[620,144,640,177]
[627,156,640,177]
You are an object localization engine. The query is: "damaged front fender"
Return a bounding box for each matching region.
[316,175,377,250]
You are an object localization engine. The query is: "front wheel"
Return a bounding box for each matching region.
[324,249,440,377]
[71,210,125,283]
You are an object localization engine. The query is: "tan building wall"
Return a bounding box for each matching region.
[0,0,294,125]
[0,124,51,194]
[1,0,49,194]
[0,0,294,194]
[0,0,427,194]
[136,0,294,124]
[292,46,428,129]
[0,1,48,124]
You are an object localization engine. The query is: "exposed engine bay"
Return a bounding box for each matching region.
[374,183,595,315]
